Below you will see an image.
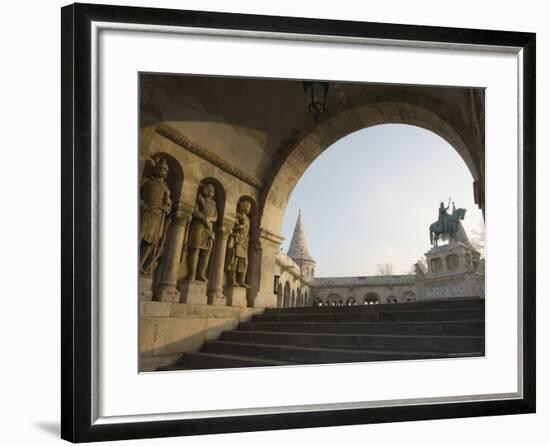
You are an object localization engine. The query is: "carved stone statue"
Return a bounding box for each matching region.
[429,200,467,247]
[414,261,426,276]
[140,158,172,274]
[225,199,252,287]
[185,183,218,282]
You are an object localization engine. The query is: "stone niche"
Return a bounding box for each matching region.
[139,153,184,303]
[417,240,484,300]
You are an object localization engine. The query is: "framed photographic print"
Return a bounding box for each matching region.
[61,2,536,442]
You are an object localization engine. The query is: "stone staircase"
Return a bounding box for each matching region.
[160,297,485,370]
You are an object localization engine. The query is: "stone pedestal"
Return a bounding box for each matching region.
[225,286,248,308]
[140,275,154,301]
[417,240,484,300]
[179,280,208,305]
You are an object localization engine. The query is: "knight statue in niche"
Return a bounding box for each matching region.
[185,183,218,282]
[225,199,252,288]
[139,158,172,275]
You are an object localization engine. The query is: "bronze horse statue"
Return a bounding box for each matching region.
[429,207,467,247]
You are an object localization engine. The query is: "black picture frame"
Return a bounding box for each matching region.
[61,2,536,442]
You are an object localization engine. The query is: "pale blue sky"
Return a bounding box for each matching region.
[281,124,484,277]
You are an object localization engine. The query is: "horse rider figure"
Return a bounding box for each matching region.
[438,199,451,234]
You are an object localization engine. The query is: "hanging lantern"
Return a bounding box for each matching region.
[302,81,329,122]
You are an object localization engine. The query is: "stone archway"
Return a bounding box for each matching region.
[141,76,485,310]
[402,291,417,302]
[364,292,380,305]
[261,92,483,239]
[253,94,484,308]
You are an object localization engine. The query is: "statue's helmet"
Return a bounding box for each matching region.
[439,201,444,208]
[238,199,252,214]
[153,158,169,177]
[201,183,215,197]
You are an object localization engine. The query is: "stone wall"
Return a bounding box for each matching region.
[140,301,264,371]
[312,275,417,305]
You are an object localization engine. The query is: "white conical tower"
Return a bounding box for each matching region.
[287,210,314,261]
[287,210,316,281]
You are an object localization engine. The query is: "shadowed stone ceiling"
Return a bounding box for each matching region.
[141,74,479,185]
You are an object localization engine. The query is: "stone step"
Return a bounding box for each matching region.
[237,320,485,336]
[221,330,484,353]
[253,308,483,323]
[202,340,482,364]
[175,352,295,369]
[266,297,484,314]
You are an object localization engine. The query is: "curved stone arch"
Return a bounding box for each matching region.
[291,289,296,308]
[327,293,342,306]
[402,291,417,302]
[313,296,323,307]
[346,297,357,306]
[364,292,380,305]
[386,295,398,304]
[261,93,482,236]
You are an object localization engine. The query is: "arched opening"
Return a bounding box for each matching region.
[364,293,380,305]
[278,123,484,282]
[262,96,484,241]
[327,293,342,307]
[402,291,416,302]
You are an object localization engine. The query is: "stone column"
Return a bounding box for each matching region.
[245,226,262,306]
[252,228,284,308]
[207,219,233,306]
[155,203,192,302]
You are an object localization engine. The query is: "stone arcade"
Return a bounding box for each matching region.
[139,75,485,371]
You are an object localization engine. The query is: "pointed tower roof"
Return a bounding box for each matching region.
[287,210,315,263]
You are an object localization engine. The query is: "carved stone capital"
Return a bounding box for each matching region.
[219,218,236,238]
[173,201,194,225]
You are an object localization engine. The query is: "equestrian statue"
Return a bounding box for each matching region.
[429,199,467,247]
